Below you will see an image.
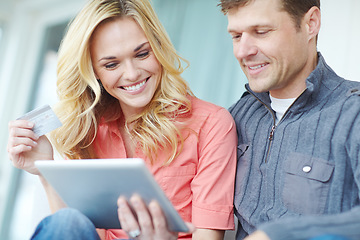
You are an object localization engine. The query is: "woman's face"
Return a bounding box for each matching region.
[90,17,161,119]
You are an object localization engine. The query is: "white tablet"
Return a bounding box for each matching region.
[35,158,189,232]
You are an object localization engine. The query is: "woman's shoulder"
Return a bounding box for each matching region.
[187,96,236,144]
[188,96,234,124]
[190,96,231,116]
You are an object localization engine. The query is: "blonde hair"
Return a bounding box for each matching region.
[50,0,193,164]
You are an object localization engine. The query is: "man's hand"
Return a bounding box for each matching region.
[244,230,271,240]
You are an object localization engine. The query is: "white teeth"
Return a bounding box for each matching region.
[249,64,267,70]
[123,79,146,91]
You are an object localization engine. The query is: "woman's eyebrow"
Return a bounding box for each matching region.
[99,56,116,62]
[98,42,150,62]
[134,42,149,52]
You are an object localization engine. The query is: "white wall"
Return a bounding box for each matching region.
[0,0,86,239]
[318,0,360,81]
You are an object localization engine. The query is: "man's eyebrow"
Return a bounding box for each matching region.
[228,24,273,33]
[228,28,238,33]
[134,42,149,52]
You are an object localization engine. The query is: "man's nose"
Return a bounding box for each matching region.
[233,34,257,60]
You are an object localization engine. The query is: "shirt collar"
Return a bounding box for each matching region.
[245,52,340,112]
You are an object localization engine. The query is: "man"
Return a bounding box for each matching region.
[118,0,360,239]
[219,0,360,239]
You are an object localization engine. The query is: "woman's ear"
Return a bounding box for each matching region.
[304,6,321,41]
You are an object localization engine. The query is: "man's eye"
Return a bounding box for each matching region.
[256,30,270,35]
[231,34,242,41]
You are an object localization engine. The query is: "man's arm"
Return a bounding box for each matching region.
[256,207,360,240]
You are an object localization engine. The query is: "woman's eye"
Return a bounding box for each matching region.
[136,50,150,59]
[105,63,118,69]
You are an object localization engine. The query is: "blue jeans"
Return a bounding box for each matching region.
[31,208,101,240]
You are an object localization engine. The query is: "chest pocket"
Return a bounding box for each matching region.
[160,165,196,204]
[282,152,334,215]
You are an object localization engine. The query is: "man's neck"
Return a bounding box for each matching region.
[270,51,318,99]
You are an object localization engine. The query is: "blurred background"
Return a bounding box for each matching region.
[0,0,359,239]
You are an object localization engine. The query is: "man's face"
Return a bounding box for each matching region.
[227,0,313,98]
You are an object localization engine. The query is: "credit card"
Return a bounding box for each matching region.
[17,105,62,136]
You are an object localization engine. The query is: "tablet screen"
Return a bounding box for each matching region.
[35,158,189,232]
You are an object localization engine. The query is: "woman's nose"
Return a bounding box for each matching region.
[122,60,140,81]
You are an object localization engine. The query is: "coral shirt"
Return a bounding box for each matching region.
[94,96,237,240]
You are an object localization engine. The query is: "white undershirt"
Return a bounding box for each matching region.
[269,95,296,124]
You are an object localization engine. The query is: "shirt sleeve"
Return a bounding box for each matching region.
[259,207,360,240]
[191,107,237,230]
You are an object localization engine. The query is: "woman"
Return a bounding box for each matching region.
[7,0,237,239]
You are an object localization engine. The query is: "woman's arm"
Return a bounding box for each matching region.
[39,175,67,213]
[192,229,225,240]
[8,119,66,212]
[190,106,237,231]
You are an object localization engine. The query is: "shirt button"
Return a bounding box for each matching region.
[303,166,312,173]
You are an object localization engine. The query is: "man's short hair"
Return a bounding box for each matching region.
[218,0,320,29]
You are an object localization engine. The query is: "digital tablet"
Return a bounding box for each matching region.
[35,158,189,232]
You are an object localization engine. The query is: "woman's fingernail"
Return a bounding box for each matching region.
[130,197,140,207]
[117,197,126,208]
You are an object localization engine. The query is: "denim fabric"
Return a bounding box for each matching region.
[31,208,101,240]
[231,52,360,240]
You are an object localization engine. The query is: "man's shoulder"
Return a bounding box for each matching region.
[316,75,360,104]
[229,91,256,114]
[336,79,360,102]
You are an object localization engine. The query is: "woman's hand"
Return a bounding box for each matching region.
[7,120,54,175]
[117,194,195,240]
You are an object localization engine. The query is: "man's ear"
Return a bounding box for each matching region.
[304,6,321,41]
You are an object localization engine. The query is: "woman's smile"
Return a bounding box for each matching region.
[120,77,149,92]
